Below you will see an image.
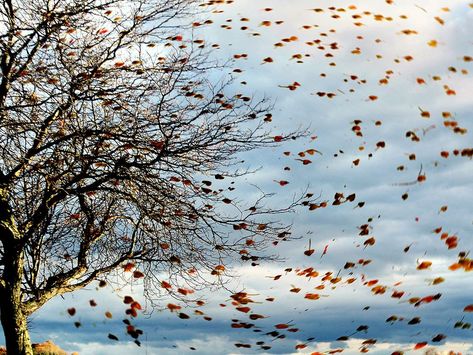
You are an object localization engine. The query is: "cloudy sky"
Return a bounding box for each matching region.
[7,0,473,354]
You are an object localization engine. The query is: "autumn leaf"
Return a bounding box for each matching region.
[417,261,432,270]
[464,304,473,312]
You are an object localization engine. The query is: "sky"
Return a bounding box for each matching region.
[5,0,473,354]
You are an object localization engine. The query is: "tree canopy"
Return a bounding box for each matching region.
[0,0,307,353]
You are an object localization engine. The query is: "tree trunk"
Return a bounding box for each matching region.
[0,292,33,355]
[0,242,33,355]
[0,190,34,354]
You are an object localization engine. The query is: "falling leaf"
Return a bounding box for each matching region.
[108,333,119,341]
[464,304,473,312]
[417,261,432,270]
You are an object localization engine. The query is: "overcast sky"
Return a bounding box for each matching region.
[7,0,473,354]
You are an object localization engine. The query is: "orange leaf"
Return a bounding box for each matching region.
[167,303,182,312]
[131,301,142,310]
[417,261,432,270]
[449,263,462,271]
[413,342,427,350]
[304,293,320,300]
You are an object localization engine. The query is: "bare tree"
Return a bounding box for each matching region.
[0,0,307,353]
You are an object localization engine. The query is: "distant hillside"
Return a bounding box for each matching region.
[0,340,77,355]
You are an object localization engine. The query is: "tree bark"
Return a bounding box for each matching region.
[0,287,33,355]
[0,208,34,355]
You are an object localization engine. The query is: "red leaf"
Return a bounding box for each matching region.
[413,342,427,350]
[161,281,172,289]
[275,323,289,329]
[274,135,283,142]
[67,308,76,316]
[464,304,473,312]
[133,270,144,278]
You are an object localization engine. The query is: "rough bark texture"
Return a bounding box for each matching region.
[0,245,33,354]
[0,189,33,354]
[0,297,33,355]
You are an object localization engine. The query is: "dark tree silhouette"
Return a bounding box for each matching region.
[0,0,306,353]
